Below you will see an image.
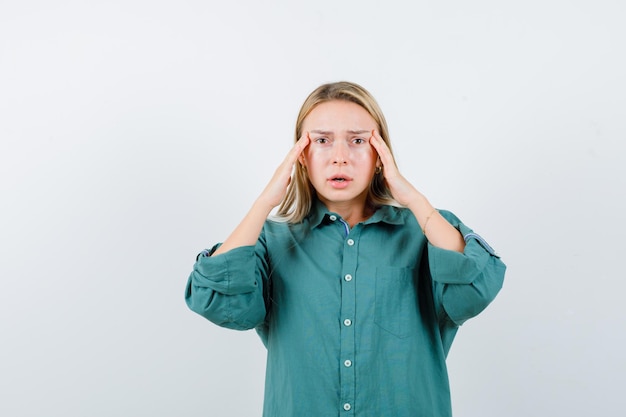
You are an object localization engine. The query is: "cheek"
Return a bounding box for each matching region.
[353,146,376,164]
[304,147,327,164]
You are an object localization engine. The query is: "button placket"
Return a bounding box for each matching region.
[339,229,358,415]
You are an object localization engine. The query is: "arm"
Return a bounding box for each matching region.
[369,132,504,347]
[185,243,268,330]
[428,211,506,326]
[213,134,310,255]
[369,131,465,252]
[185,134,310,328]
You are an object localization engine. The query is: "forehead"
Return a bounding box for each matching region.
[302,100,377,131]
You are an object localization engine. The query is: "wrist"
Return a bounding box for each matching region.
[253,196,277,216]
[404,192,428,214]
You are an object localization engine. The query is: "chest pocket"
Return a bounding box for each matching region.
[374,266,419,339]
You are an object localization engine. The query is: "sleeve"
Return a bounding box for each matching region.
[184,232,270,331]
[428,210,506,327]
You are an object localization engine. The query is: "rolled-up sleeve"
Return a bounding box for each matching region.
[429,211,506,327]
[185,243,267,331]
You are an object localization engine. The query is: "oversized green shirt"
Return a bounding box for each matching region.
[185,201,506,416]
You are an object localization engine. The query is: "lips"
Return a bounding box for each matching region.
[329,174,352,181]
[328,174,352,189]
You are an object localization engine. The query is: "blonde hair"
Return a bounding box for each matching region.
[276,81,397,223]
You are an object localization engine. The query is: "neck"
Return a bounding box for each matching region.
[319,197,373,228]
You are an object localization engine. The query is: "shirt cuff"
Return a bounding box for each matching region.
[428,221,500,285]
[463,232,500,257]
[195,243,222,261]
[191,245,258,295]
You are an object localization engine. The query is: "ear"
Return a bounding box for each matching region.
[299,153,306,167]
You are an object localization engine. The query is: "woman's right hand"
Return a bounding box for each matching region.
[212,133,310,256]
[258,133,310,209]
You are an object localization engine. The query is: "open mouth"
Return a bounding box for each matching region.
[329,176,352,188]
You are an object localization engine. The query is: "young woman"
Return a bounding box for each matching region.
[185,81,506,416]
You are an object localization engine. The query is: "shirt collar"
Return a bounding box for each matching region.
[308,198,405,228]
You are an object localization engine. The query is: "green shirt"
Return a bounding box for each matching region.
[185,201,506,416]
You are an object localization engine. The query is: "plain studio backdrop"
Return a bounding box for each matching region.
[1,1,624,416]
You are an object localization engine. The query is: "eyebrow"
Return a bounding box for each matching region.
[309,129,371,135]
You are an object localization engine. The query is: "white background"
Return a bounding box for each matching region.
[1,1,625,416]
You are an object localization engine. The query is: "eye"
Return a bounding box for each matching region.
[352,138,366,145]
[314,137,329,144]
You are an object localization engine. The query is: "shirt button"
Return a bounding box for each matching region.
[344,359,352,367]
[347,239,354,246]
[344,274,352,282]
[329,215,337,221]
[343,403,351,411]
[343,318,352,326]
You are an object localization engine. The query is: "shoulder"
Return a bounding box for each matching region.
[381,205,459,225]
[377,206,465,235]
[375,204,414,225]
[262,216,312,243]
[262,217,291,235]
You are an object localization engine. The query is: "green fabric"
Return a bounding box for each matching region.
[185,200,506,417]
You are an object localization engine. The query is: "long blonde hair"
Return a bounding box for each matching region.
[276,81,396,223]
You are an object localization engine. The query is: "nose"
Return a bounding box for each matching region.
[332,141,349,165]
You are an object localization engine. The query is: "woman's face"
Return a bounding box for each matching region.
[300,100,380,211]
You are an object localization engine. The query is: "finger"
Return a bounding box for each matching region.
[283,132,309,166]
[369,130,386,154]
[294,132,310,156]
[292,132,310,166]
[274,134,309,180]
[298,131,310,151]
[370,130,395,170]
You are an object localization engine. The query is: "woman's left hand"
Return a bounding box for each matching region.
[370,130,465,252]
[369,130,421,207]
